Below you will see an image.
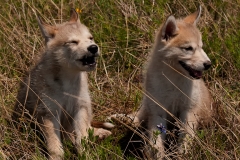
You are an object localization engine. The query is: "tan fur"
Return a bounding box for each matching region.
[134,6,213,158]
[13,9,113,160]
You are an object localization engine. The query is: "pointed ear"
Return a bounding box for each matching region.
[37,16,56,43]
[161,16,178,41]
[69,8,79,22]
[183,6,201,25]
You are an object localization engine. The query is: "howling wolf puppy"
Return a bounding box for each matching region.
[13,9,113,159]
[130,6,213,158]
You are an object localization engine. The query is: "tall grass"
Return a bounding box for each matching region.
[0,0,239,159]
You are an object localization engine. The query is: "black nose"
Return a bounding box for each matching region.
[87,45,98,54]
[203,61,211,70]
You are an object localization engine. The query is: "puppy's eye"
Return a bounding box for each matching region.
[89,36,94,40]
[185,46,193,51]
[182,46,193,51]
[70,40,79,44]
[65,40,79,45]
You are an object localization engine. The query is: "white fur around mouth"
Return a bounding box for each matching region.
[179,61,202,79]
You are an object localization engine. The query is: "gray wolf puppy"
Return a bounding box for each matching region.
[126,6,213,158]
[13,9,113,159]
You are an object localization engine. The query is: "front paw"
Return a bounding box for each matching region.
[48,147,64,160]
[178,133,193,154]
[107,113,140,126]
[93,128,112,139]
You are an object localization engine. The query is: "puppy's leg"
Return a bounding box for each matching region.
[93,128,112,139]
[147,114,167,159]
[108,113,135,121]
[108,112,141,127]
[73,107,91,148]
[42,118,63,160]
[178,110,198,153]
[91,121,114,139]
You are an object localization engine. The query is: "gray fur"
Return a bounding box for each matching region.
[13,9,111,160]
[134,6,213,158]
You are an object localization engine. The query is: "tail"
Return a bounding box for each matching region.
[91,121,115,129]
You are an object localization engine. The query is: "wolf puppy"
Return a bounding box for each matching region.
[13,9,113,159]
[134,6,213,158]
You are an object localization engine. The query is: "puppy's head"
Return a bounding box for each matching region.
[37,9,99,72]
[156,6,211,79]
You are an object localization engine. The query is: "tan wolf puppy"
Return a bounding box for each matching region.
[133,6,213,158]
[13,9,113,159]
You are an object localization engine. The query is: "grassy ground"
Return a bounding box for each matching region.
[0,0,239,159]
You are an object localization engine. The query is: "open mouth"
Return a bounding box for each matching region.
[179,61,202,79]
[78,55,96,66]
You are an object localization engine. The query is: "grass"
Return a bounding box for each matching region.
[0,0,239,159]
